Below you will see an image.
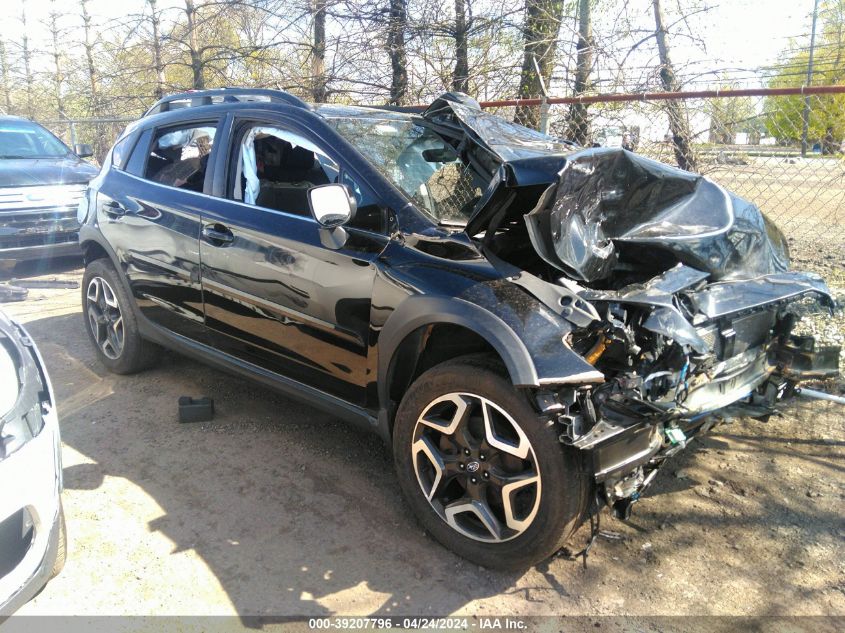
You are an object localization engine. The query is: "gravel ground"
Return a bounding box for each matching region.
[1,258,843,631]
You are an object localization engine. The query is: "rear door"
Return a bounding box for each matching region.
[96,119,221,339]
[199,113,388,405]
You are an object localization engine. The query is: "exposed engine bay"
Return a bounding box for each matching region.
[422,94,842,520]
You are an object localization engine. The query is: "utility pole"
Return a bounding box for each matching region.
[801,0,820,157]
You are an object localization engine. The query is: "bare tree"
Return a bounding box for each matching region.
[386,0,409,104]
[652,0,696,170]
[81,0,100,114]
[48,1,66,117]
[310,0,328,101]
[149,0,166,99]
[566,0,592,144]
[20,6,35,119]
[409,0,523,103]
[452,0,469,92]
[515,0,565,129]
[184,0,206,89]
[0,39,12,115]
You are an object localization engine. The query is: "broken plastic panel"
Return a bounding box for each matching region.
[422,94,576,163]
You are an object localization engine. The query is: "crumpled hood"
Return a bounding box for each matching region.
[422,94,790,284]
[0,157,98,188]
[523,148,790,282]
[423,93,576,163]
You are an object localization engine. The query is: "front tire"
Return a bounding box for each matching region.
[82,258,160,374]
[393,356,587,570]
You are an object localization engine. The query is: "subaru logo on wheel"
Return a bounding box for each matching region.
[466,461,480,473]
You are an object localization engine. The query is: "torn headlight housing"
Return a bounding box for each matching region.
[0,330,47,462]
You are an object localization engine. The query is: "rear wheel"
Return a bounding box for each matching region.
[82,258,159,374]
[393,356,587,569]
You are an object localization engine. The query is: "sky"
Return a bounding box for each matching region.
[0,0,824,92]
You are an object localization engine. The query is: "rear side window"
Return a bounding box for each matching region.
[144,124,216,192]
[110,134,135,170]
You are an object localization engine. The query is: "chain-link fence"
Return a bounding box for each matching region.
[34,88,844,280]
[39,117,135,166]
[485,86,845,282]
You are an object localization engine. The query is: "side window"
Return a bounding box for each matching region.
[236,124,384,232]
[237,126,339,217]
[110,134,135,170]
[144,124,216,192]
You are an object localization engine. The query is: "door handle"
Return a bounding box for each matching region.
[202,224,234,245]
[103,200,127,218]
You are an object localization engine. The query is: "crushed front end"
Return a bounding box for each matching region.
[544,265,838,519]
[419,96,841,522]
[446,135,841,520]
[509,149,842,520]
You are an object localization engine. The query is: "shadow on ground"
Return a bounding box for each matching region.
[11,294,844,620]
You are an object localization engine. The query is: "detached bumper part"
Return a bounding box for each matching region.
[0,506,61,616]
[773,336,841,380]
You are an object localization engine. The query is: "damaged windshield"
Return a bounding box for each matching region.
[326,116,481,224]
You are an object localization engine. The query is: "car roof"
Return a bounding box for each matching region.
[141,88,419,127]
[314,104,419,121]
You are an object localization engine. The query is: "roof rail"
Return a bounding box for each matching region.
[144,88,310,117]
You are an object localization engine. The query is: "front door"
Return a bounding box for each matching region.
[199,118,387,405]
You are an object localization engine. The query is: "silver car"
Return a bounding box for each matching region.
[0,310,64,615]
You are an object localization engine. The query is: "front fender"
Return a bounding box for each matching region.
[377,282,604,408]
[378,295,538,399]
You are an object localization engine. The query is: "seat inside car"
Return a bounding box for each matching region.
[254,137,330,216]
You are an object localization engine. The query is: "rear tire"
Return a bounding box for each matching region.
[82,258,160,374]
[393,355,587,570]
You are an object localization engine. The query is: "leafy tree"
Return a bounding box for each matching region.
[764,0,845,145]
[705,88,757,144]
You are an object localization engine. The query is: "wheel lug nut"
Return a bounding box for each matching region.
[470,477,478,484]
[463,448,470,455]
[479,454,486,461]
[458,463,465,470]
[483,472,489,479]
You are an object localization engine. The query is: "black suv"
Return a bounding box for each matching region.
[78,88,837,569]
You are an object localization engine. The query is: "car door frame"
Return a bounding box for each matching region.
[200,107,393,406]
[95,114,226,341]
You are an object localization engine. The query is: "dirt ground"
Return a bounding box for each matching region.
[2,258,844,629]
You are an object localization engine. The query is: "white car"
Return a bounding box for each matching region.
[0,310,64,615]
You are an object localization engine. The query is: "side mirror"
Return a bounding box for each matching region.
[307,183,356,228]
[74,143,94,158]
